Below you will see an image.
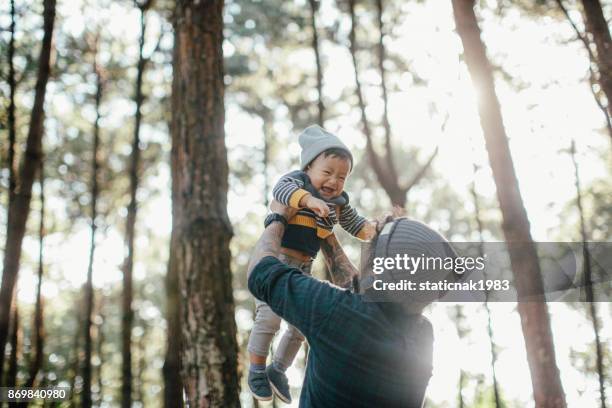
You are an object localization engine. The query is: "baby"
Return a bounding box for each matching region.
[247,125,374,403]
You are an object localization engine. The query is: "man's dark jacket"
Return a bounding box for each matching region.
[249,256,434,408]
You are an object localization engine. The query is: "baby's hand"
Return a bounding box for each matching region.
[305,195,330,218]
[360,221,377,241]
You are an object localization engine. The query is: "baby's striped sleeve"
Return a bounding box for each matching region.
[272,171,311,209]
[338,204,368,239]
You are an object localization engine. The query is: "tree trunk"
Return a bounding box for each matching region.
[554,0,612,143]
[163,232,183,408]
[171,1,240,406]
[308,0,325,126]
[164,143,183,408]
[163,19,183,407]
[375,0,397,182]
[5,1,20,388]
[346,0,436,207]
[0,0,56,382]
[25,162,46,389]
[452,1,566,407]
[121,3,150,406]
[470,163,502,408]
[6,303,19,388]
[454,306,466,408]
[82,54,103,408]
[570,140,606,408]
[580,0,612,117]
[7,0,17,198]
[68,306,83,407]
[347,0,398,204]
[95,298,105,406]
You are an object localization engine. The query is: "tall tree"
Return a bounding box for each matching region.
[569,140,606,408]
[121,1,153,406]
[163,230,183,407]
[580,0,612,118]
[95,297,105,405]
[0,0,56,383]
[554,0,612,142]
[82,45,104,408]
[68,305,84,406]
[470,162,502,408]
[6,304,19,389]
[308,0,325,126]
[7,0,17,198]
[374,0,396,184]
[452,1,566,407]
[5,2,22,387]
[25,162,46,388]
[346,0,437,207]
[171,0,240,406]
[453,306,467,408]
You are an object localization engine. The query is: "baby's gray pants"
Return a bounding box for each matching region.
[247,252,313,371]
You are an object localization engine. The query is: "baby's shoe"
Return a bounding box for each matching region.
[248,368,272,401]
[266,364,292,403]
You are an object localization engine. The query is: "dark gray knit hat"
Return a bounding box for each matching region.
[361,218,462,312]
[299,125,353,170]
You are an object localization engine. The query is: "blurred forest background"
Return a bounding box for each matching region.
[0,0,610,407]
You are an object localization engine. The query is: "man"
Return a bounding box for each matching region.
[247,201,458,407]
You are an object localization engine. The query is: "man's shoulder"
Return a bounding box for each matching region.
[251,255,287,276]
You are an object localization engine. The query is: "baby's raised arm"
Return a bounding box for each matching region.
[338,202,375,241]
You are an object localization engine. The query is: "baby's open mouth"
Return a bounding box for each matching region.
[320,187,335,196]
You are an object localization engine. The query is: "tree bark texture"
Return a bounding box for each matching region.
[171,1,240,407]
[82,56,103,408]
[581,0,612,117]
[570,140,606,408]
[0,0,56,383]
[452,1,567,407]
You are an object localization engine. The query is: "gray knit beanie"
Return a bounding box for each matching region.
[299,125,353,170]
[361,218,462,312]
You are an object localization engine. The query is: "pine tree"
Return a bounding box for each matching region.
[452,1,566,406]
[171,0,240,406]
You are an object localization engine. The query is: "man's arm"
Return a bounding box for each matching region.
[247,200,299,277]
[320,233,359,288]
[246,222,284,278]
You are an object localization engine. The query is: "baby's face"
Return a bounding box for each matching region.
[305,154,351,199]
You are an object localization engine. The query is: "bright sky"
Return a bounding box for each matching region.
[4,0,610,407]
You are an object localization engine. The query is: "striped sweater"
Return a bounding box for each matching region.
[272,170,368,257]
